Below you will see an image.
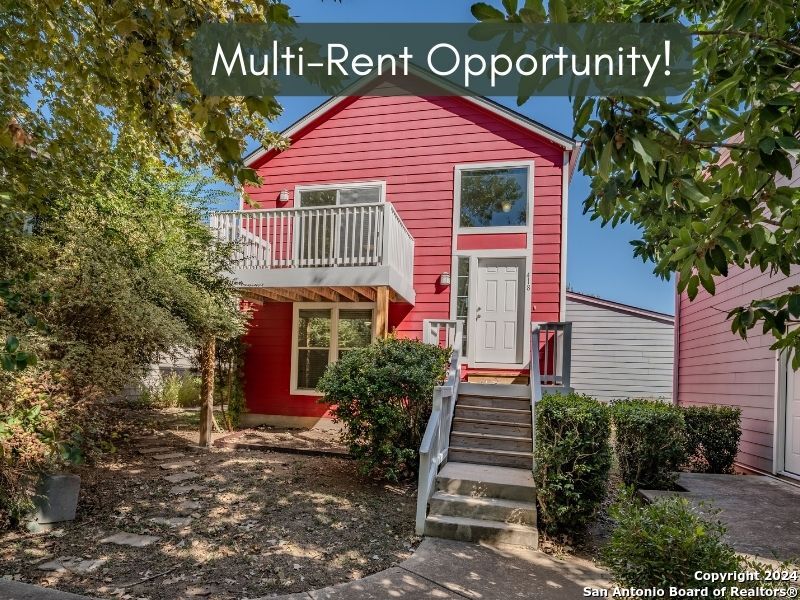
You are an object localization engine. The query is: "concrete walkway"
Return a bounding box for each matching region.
[640,472,800,562]
[0,538,610,600]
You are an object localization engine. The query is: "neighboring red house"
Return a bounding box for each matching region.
[212,68,577,427]
[674,159,800,479]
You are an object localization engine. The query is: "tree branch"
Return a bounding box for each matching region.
[693,29,800,56]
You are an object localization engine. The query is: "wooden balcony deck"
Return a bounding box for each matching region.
[210,202,415,305]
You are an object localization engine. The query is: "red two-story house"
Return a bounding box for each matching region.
[212,69,577,428]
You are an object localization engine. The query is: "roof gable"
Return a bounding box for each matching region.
[245,65,576,169]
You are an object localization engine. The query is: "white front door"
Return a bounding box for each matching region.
[474,258,524,364]
[785,366,800,475]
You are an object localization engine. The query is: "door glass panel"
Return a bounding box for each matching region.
[456,257,470,356]
[460,167,528,228]
[338,309,373,359]
[296,309,331,390]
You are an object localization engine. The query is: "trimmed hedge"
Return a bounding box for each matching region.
[612,400,687,490]
[534,392,612,538]
[602,490,740,589]
[317,337,450,482]
[682,405,741,474]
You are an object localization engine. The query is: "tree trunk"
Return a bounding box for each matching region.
[199,336,216,447]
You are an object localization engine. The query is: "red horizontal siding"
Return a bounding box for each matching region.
[243,84,565,418]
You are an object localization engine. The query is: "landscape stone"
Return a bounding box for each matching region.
[37,557,106,575]
[137,446,173,454]
[175,500,202,512]
[169,483,206,495]
[160,460,196,470]
[164,471,200,483]
[100,532,159,547]
[150,516,192,528]
[151,452,185,461]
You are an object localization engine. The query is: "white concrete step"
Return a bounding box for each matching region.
[429,491,537,525]
[424,514,538,547]
[450,431,532,453]
[449,446,532,469]
[436,462,536,502]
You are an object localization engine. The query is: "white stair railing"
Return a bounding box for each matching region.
[530,321,573,454]
[416,319,463,535]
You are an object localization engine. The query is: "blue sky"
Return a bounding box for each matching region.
[243,0,676,314]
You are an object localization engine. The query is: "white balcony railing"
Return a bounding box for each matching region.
[210,202,415,301]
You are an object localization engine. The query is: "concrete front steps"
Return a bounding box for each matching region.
[424,461,538,547]
[450,383,533,470]
[423,384,538,547]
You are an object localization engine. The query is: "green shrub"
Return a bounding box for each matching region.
[534,392,612,538]
[612,400,687,490]
[136,372,200,408]
[602,489,739,590]
[682,405,742,474]
[318,336,450,481]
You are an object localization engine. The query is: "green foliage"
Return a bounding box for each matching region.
[317,337,450,481]
[0,370,131,528]
[2,162,246,397]
[682,405,742,474]
[612,400,687,490]
[602,489,740,590]
[472,0,800,363]
[534,392,612,538]
[140,372,202,409]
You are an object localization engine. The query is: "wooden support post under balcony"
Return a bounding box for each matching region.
[376,285,390,338]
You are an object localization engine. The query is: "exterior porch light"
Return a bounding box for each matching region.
[278,189,290,204]
[439,272,451,286]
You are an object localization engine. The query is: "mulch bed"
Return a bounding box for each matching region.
[0,431,419,600]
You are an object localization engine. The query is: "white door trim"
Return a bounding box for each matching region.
[449,160,535,369]
[776,351,800,478]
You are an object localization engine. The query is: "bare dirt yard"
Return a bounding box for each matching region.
[0,421,419,600]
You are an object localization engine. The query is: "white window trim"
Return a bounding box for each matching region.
[453,161,534,235]
[290,302,376,396]
[294,180,387,207]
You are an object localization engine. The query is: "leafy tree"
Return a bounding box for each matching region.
[472,0,800,363]
[1,158,246,396]
[0,0,297,367]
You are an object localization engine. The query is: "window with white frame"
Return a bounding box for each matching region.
[298,183,383,207]
[296,183,385,264]
[458,166,529,228]
[293,304,374,392]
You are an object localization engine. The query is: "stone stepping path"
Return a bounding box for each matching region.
[160,460,196,470]
[164,472,200,484]
[150,516,192,528]
[100,532,159,547]
[37,557,107,575]
[175,500,202,513]
[137,446,174,454]
[152,452,185,461]
[169,484,206,495]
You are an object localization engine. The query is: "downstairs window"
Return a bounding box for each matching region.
[293,305,375,393]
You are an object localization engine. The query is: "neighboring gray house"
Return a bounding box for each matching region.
[565,291,674,402]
